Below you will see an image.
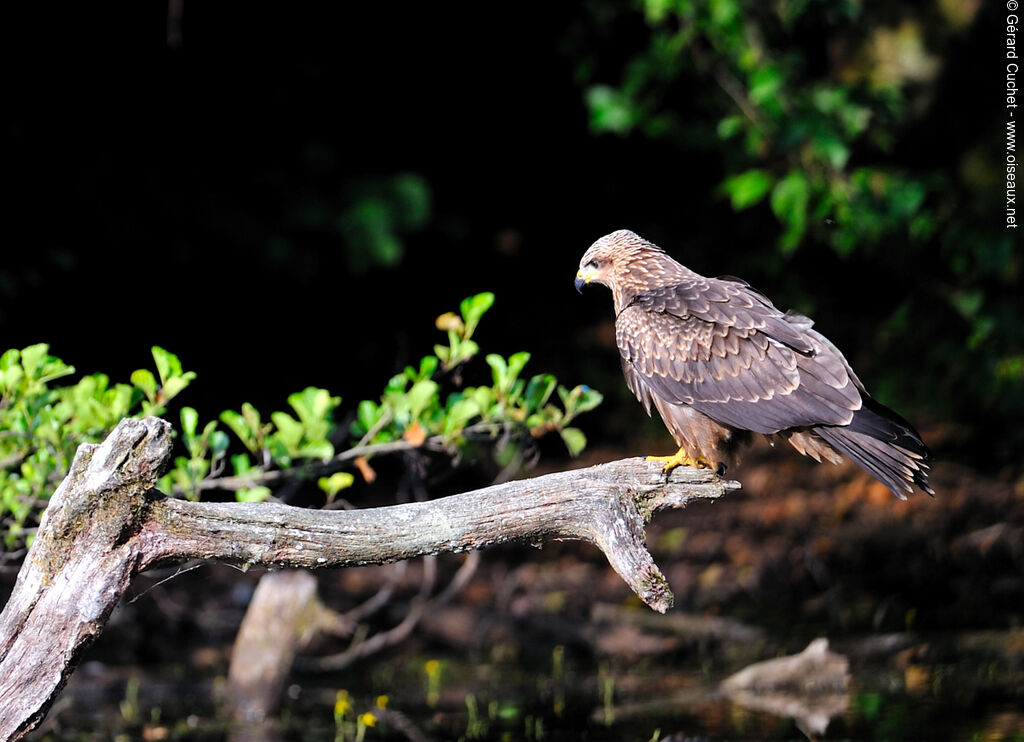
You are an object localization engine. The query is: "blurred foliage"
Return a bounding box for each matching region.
[568,0,1022,447]
[0,294,601,557]
[278,172,432,275]
[336,173,432,272]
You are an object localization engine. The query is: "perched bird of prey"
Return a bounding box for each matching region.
[575,229,933,499]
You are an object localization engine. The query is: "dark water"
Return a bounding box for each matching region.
[37,628,1024,742]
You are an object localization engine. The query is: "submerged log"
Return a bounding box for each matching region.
[721,638,850,736]
[0,416,739,741]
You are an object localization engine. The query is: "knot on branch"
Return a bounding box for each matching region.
[35,417,172,575]
[75,416,172,494]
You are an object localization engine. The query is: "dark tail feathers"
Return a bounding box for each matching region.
[814,397,934,500]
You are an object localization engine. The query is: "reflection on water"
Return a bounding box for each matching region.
[46,627,1024,741]
[721,638,849,737]
[594,629,1024,741]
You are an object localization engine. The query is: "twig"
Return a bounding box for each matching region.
[194,422,511,493]
[339,561,409,626]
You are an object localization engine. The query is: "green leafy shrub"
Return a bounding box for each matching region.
[0,345,195,554]
[353,292,602,458]
[0,293,602,558]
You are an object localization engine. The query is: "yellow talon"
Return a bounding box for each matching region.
[646,447,714,474]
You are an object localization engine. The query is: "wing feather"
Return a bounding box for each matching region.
[616,279,863,435]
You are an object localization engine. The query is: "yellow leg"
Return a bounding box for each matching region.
[646,446,715,474]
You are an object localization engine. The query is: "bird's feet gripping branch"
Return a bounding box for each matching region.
[647,447,723,477]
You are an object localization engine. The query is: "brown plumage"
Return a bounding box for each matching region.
[575,229,933,499]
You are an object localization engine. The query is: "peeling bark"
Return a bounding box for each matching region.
[0,417,739,741]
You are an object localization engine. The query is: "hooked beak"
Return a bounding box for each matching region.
[575,265,597,294]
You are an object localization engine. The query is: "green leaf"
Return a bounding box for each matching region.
[951,289,983,319]
[888,179,926,218]
[716,115,744,140]
[0,365,23,394]
[721,169,773,210]
[230,453,255,476]
[839,103,872,138]
[271,411,303,448]
[709,0,740,26]
[408,355,439,382]
[770,171,810,254]
[560,427,587,457]
[812,85,845,113]
[525,411,555,429]
[524,374,557,411]
[389,172,432,229]
[220,404,266,454]
[109,383,136,420]
[241,402,262,429]
[287,387,340,428]
[814,134,850,170]
[406,379,439,419]
[236,486,272,503]
[468,387,495,418]
[151,346,180,386]
[220,410,248,446]
[210,430,230,458]
[460,292,495,337]
[457,339,479,362]
[506,352,531,384]
[386,373,408,394]
[199,419,219,442]
[443,397,481,435]
[574,386,604,414]
[160,374,196,403]
[180,406,199,438]
[643,0,674,23]
[265,437,290,466]
[131,369,158,402]
[586,85,636,135]
[19,344,48,378]
[748,64,783,105]
[318,472,355,497]
[486,354,507,389]
[0,348,19,372]
[297,441,335,460]
[356,400,383,434]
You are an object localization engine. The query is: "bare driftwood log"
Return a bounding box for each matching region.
[226,570,326,726]
[0,416,739,741]
[721,638,850,736]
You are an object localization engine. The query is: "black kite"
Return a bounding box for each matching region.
[575,229,932,499]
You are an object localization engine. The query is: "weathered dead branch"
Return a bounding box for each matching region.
[0,416,738,741]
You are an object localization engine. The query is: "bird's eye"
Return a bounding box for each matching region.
[586,259,600,270]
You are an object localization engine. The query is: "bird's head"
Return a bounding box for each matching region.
[575,229,667,295]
